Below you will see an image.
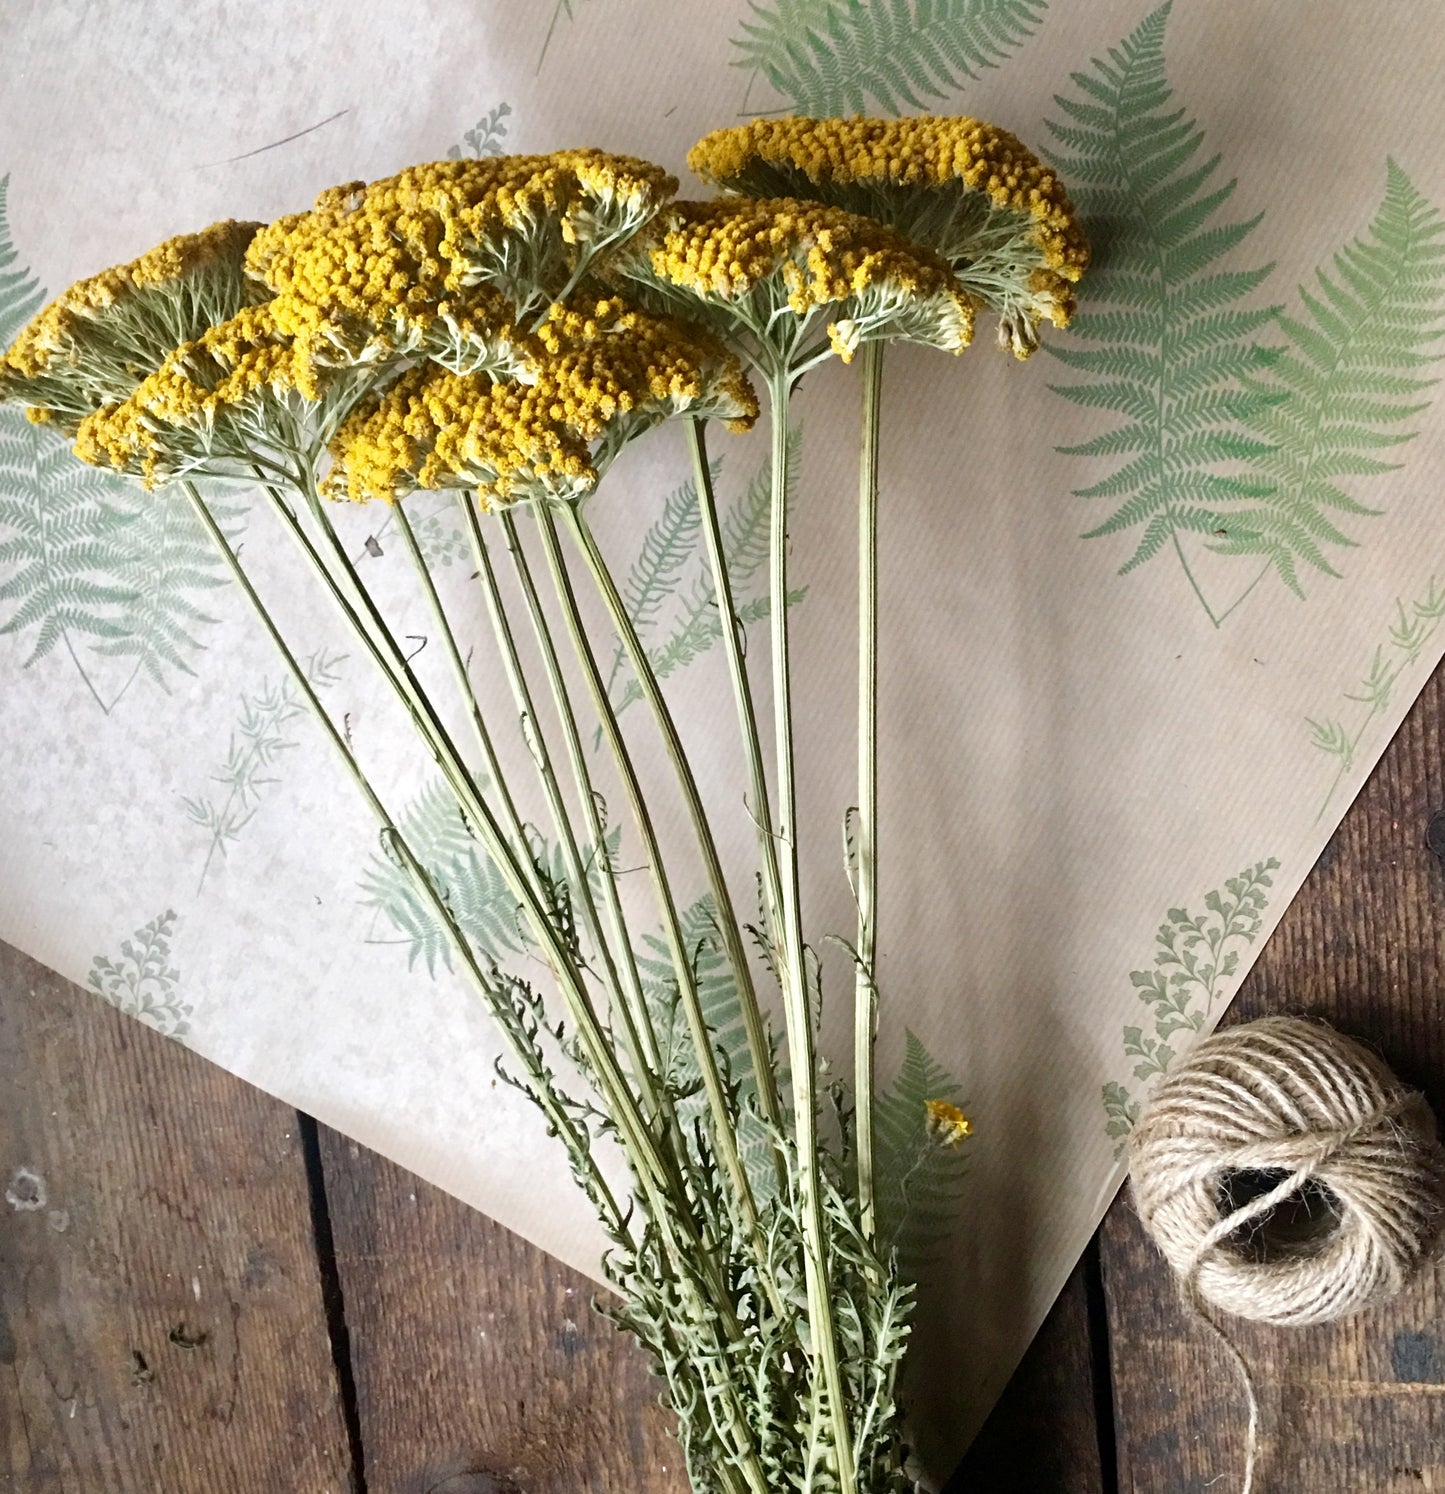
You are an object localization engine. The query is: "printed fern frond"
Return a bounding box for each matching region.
[0,178,235,702]
[361,779,526,974]
[732,0,1048,116]
[361,779,618,976]
[1218,161,1445,595]
[1044,2,1285,623]
[636,894,782,1195]
[88,909,193,1040]
[0,175,43,342]
[603,456,722,703]
[88,487,246,695]
[874,1029,969,1274]
[613,427,803,715]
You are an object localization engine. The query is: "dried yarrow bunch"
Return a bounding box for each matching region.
[1,118,1085,1493]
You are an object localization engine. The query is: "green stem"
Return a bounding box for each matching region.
[767,372,856,1486]
[534,507,771,1236]
[854,340,882,1251]
[533,503,777,1489]
[686,418,789,1197]
[181,481,627,1238]
[262,477,674,1210]
[494,505,669,1116]
[564,503,786,1146]
[391,502,532,874]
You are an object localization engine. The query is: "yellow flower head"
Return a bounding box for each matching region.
[72,303,334,486]
[688,116,1089,358]
[326,296,756,506]
[924,1098,973,1148]
[1,220,265,427]
[247,151,677,365]
[614,196,974,373]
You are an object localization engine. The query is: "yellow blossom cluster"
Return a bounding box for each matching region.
[247,152,678,353]
[0,219,263,422]
[73,304,330,484]
[691,116,1087,278]
[688,116,1089,357]
[328,299,757,505]
[636,197,975,360]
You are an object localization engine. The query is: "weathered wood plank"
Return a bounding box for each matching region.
[0,941,352,1493]
[318,1126,687,1494]
[1101,658,1445,1492]
[948,1253,1106,1492]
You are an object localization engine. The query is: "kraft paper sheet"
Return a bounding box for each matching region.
[4,0,1445,1476]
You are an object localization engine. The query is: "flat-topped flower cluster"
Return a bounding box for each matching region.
[1,116,1086,501]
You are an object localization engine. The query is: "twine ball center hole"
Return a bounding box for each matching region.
[1214,1167,1344,1263]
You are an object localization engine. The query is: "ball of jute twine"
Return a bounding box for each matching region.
[1128,1016,1445,1492]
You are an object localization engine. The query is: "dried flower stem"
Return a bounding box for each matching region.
[493,505,668,1107]
[563,502,787,1143]
[767,369,856,1486]
[178,480,629,1237]
[855,338,883,1250]
[536,502,783,1299]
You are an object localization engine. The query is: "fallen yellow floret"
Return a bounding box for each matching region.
[924,1098,973,1148]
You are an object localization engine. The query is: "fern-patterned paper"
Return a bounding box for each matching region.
[87,909,193,1040]
[182,650,347,888]
[1226,162,1445,605]
[613,427,805,717]
[1043,3,1283,627]
[1308,578,1445,821]
[1046,8,1445,626]
[875,1030,970,1275]
[361,777,618,975]
[732,0,1048,116]
[0,173,236,708]
[1102,857,1279,1154]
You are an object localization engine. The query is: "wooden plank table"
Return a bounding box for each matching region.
[6,656,1445,1493]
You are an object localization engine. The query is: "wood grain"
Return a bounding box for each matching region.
[317,1126,687,1494]
[948,1254,1106,1493]
[0,941,352,1493]
[1100,657,1445,1493]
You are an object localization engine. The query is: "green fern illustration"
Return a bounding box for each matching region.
[446,101,512,159]
[613,426,806,717]
[88,909,193,1040]
[1043,3,1286,627]
[1307,577,1445,821]
[732,0,1048,116]
[1222,162,1445,605]
[1102,856,1279,1156]
[637,894,784,1197]
[361,778,618,976]
[88,485,246,701]
[0,173,236,707]
[182,649,347,888]
[874,1029,970,1274]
